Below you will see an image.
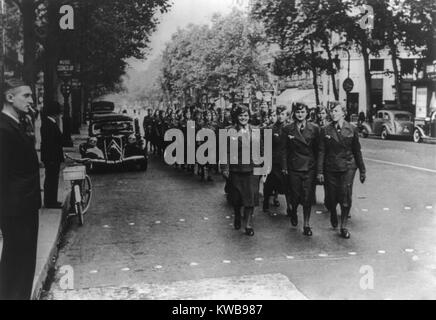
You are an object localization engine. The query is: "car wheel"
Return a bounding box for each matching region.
[362,128,369,138]
[413,129,422,143]
[381,127,389,140]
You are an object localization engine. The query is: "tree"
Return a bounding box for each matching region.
[367,0,434,106]
[5,0,171,101]
[161,10,268,107]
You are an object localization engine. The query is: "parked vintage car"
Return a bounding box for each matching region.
[360,110,414,140]
[80,112,148,171]
[413,110,436,143]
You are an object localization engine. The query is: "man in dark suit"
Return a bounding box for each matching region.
[281,103,320,236]
[0,78,41,299]
[41,101,64,208]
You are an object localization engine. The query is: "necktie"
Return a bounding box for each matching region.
[300,125,304,133]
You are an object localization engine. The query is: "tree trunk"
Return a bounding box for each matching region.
[43,0,60,104]
[361,43,372,118]
[310,39,320,106]
[22,0,37,88]
[389,42,402,106]
[322,35,339,101]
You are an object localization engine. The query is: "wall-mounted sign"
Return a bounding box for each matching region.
[415,87,427,118]
[57,59,74,79]
[343,78,354,93]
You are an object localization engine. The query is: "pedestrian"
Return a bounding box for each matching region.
[263,105,287,213]
[40,101,64,208]
[0,78,41,299]
[281,103,320,236]
[221,104,260,236]
[142,108,154,153]
[317,102,366,239]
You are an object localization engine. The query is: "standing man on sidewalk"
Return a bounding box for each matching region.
[0,78,41,300]
[41,101,64,208]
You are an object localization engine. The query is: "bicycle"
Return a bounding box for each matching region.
[63,154,93,226]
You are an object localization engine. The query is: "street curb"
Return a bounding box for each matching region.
[30,128,88,300]
[31,197,70,300]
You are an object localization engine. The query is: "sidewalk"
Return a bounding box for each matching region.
[0,120,88,300]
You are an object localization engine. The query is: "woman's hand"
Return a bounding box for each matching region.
[360,172,366,184]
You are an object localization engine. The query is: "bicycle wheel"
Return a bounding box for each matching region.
[80,175,92,215]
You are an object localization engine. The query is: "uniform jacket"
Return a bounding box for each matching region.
[220,124,261,173]
[40,117,64,164]
[317,121,366,174]
[269,121,285,165]
[0,113,41,218]
[281,121,320,172]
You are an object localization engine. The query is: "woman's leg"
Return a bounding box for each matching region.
[234,206,241,230]
[243,206,254,236]
[263,176,273,212]
[339,169,356,238]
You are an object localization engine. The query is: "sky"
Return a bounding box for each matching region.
[127,0,250,72]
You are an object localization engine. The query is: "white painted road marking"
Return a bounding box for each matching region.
[365,158,436,174]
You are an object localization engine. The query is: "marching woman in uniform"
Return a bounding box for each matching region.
[281,103,320,236]
[317,106,331,213]
[221,104,260,236]
[317,102,366,239]
[263,105,288,213]
[199,109,216,181]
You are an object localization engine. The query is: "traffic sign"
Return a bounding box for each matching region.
[343,78,354,93]
[57,59,74,79]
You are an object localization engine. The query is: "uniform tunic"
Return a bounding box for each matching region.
[317,121,366,208]
[221,124,261,207]
[281,121,320,207]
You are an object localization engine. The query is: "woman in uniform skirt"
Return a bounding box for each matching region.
[317,102,366,239]
[221,104,260,236]
[281,103,320,236]
[263,105,288,213]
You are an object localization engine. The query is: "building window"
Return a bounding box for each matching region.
[400,59,415,78]
[370,59,384,72]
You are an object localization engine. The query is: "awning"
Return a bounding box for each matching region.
[276,88,319,109]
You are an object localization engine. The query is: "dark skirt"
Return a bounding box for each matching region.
[227,172,260,207]
[325,169,357,208]
[264,164,286,195]
[287,170,316,207]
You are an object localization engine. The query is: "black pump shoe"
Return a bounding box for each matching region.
[245,228,254,236]
[340,228,350,239]
[289,211,298,227]
[234,216,241,230]
[330,213,338,229]
[303,226,313,236]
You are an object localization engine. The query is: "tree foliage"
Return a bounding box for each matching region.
[161,9,268,104]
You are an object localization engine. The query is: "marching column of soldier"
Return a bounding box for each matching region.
[141,101,366,239]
